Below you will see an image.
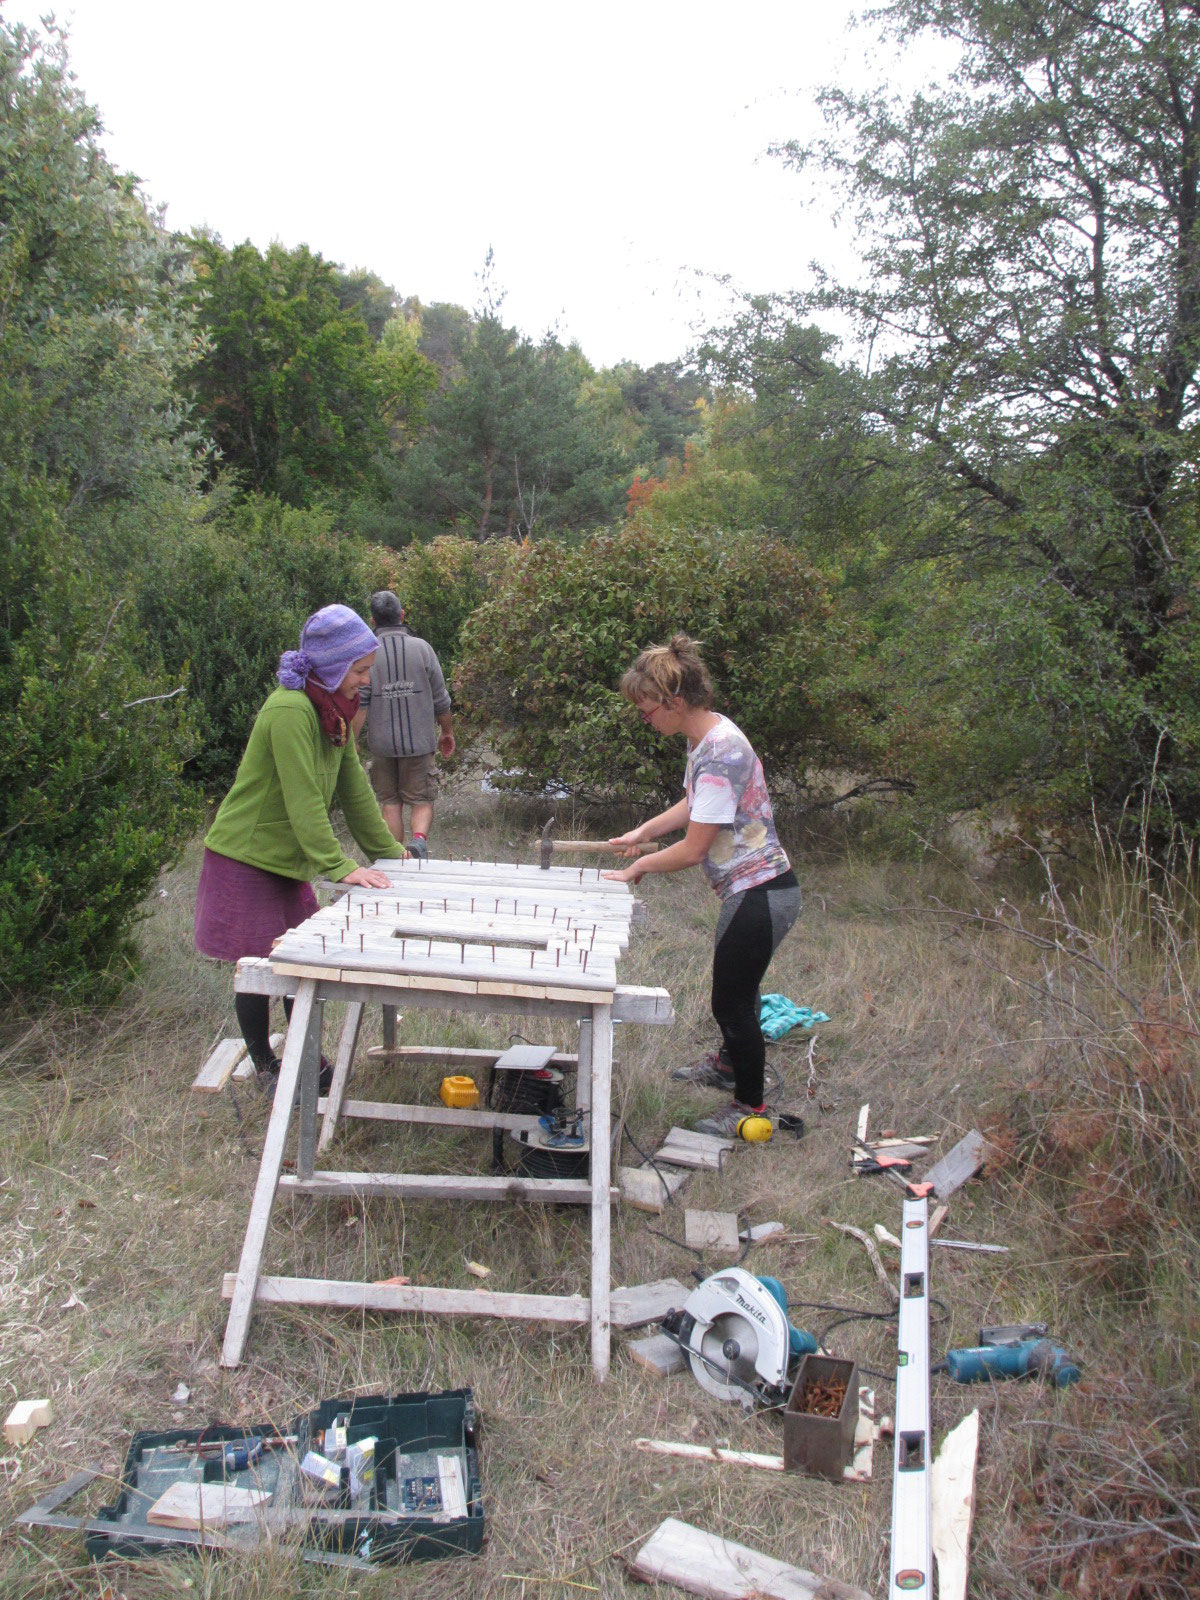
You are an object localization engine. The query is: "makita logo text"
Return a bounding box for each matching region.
[734,1291,768,1325]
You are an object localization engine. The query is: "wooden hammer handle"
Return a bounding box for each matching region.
[548,840,659,855]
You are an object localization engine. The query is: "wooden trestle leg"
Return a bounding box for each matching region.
[586,1003,614,1379]
[220,979,320,1368]
[317,1001,364,1155]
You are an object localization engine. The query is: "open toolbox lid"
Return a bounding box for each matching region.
[17,1388,483,1569]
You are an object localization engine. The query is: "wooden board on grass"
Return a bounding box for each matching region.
[631,1516,874,1600]
[683,1210,741,1253]
[925,1129,987,1200]
[618,1165,690,1213]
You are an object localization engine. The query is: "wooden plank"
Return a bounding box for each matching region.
[684,1210,741,1253]
[191,1038,247,1093]
[656,1142,726,1172]
[317,1000,364,1155]
[295,997,324,1182]
[635,1439,785,1471]
[857,1103,870,1143]
[278,1171,607,1205]
[630,1516,875,1600]
[324,1096,543,1134]
[365,857,632,894]
[931,1409,980,1600]
[236,957,673,1026]
[221,1272,590,1323]
[610,1279,690,1328]
[232,1031,283,1082]
[662,1127,736,1155]
[367,1044,580,1070]
[587,1005,613,1378]
[924,1129,987,1200]
[220,979,318,1369]
[627,1334,686,1377]
[929,1204,949,1237]
[618,1165,689,1213]
[612,985,673,1024]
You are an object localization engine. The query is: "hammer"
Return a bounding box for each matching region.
[538,816,660,870]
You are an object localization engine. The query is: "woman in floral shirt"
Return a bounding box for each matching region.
[604,636,801,1136]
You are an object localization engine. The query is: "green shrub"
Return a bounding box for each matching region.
[136,496,378,791]
[369,535,517,674]
[454,520,863,806]
[0,474,199,1003]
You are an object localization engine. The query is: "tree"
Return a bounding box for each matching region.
[400,316,624,538]
[750,0,1200,837]
[0,20,199,506]
[0,18,199,1000]
[183,235,387,504]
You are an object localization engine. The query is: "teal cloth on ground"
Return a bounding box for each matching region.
[759,993,830,1040]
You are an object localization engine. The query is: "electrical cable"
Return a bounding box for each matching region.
[619,1120,679,1206]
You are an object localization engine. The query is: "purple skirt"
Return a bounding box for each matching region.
[194,848,319,963]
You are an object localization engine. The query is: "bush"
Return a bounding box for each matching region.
[369,535,517,675]
[454,520,863,806]
[0,473,199,1003]
[136,496,379,791]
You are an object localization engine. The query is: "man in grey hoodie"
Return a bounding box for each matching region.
[359,591,455,858]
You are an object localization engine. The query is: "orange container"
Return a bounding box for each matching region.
[440,1075,480,1109]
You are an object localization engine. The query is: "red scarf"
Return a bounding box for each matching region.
[304,680,360,746]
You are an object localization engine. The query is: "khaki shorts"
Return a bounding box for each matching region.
[369,752,440,806]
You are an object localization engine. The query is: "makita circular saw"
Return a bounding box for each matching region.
[660,1268,818,1409]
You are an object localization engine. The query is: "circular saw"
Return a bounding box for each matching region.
[660,1268,798,1409]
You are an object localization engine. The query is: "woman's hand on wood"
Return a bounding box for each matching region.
[343,866,394,889]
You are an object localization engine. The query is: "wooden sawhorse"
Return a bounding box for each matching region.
[219,957,672,1376]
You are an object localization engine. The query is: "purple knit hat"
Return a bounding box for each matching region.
[278,605,378,693]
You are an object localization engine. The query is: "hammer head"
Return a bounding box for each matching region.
[539,816,555,870]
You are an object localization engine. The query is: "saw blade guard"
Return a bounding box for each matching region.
[677,1268,794,1408]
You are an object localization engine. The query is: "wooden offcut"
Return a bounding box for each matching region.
[931,1409,980,1600]
[627,1334,687,1377]
[618,1164,690,1213]
[4,1399,52,1446]
[630,1516,874,1600]
[924,1129,987,1199]
[683,1209,741,1253]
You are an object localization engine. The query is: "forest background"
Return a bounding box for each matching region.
[4,0,1200,1001]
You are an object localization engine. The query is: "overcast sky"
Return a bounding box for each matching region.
[3,0,949,368]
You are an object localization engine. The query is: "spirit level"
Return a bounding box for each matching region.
[889,1196,931,1597]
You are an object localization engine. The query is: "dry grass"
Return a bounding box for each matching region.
[1,781,1196,1597]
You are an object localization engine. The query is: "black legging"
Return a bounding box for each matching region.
[710,870,800,1107]
[234,992,293,1070]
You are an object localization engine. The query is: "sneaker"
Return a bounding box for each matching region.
[407,837,429,860]
[256,1054,334,1100]
[670,1049,735,1089]
[694,1099,766,1139]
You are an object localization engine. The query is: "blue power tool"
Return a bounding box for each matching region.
[936,1340,1082,1388]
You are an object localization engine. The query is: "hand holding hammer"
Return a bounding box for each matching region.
[538,816,659,870]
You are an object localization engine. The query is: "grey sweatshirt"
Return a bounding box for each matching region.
[360,625,451,758]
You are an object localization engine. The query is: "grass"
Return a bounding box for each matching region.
[1,778,1197,1598]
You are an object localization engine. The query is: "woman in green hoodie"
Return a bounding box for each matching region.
[195,604,407,1084]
